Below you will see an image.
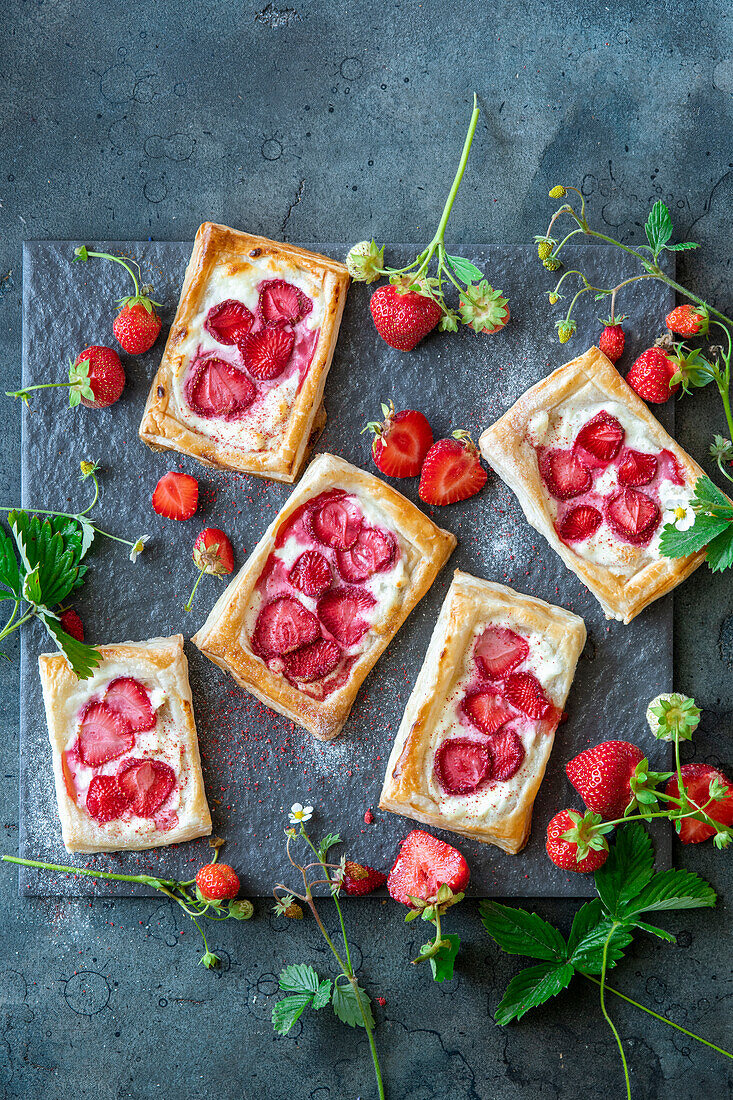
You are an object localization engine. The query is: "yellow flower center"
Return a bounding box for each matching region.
[674,506,687,520]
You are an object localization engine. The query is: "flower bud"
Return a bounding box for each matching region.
[345,240,384,283]
[549,185,567,198]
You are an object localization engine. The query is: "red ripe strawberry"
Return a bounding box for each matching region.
[557,504,602,542]
[665,764,733,843]
[618,449,658,486]
[193,528,235,575]
[186,357,256,418]
[566,740,645,819]
[546,809,609,872]
[606,488,660,544]
[369,284,443,351]
[284,639,342,681]
[204,299,254,345]
[539,449,591,500]
[490,729,525,781]
[418,432,487,506]
[196,862,240,901]
[252,596,320,656]
[104,677,156,732]
[626,347,680,403]
[258,279,312,325]
[474,626,528,680]
[574,411,624,465]
[387,829,470,905]
[152,471,199,521]
[434,737,493,794]
[317,588,376,646]
[238,326,295,380]
[665,303,708,337]
[118,758,176,817]
[72,346,126,408]
[86,774,129,823]
[78,702,135,766]
[342,860,387,896]
[59,609,84,642]
[365,402,434,477]
[288,550,332,596]
[505,672,552,720]
[461,691,513,734]
[598,324,625,363]
[114,302,162,355]
[336,527,395,583]
[311,495,363,549]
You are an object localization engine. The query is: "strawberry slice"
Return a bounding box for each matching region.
[418,434,487,506]
[288,550,332,596]
[606,488,660,544]
[665,764,733,843]
[557,504,602,542]
[618,449,658,486]
[284,639,342,681]
[238,326,295,381]
[490,729,525,781]
[86,774,129,824]
[336,527,396,583]
[474,626,528,680]
[311,494,363,549]
[104,678,156,732]
[461,691,513,734]
[252,596,320,656]
[258,279,313,325]
[539,449,591,500]
[152,471,199,521]
[387,828,470,905]
[574,411,624,465]
[366,404,434,478]
[186,357,256,418]
[118,758,176,818]
[434,738,493,794]
[204,299,254,345]
[504,672,552,719]
[317,588,376,646]
[78,702,135,767]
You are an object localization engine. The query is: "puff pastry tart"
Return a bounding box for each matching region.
[379,571,586,854]
[192,453,456,741]
[139,222,350,482]
[479,345,708,624]
[38,635,212,854]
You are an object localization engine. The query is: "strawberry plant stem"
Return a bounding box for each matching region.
[185,568,206,612]
[75,248,142,297]
[599,922,631,1100]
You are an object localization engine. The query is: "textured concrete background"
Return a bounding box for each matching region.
[2,2,733,1098]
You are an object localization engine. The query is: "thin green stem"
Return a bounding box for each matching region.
[429,94,479,249]
[599,922,631,1100]
[0,610,33,642]
[411,908,444,964]
[6,381,81,400]
[78,249,141,296]
[1,854,177,889]
[185,569,206,612]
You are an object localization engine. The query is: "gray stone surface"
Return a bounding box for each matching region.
[2,2,732,1098]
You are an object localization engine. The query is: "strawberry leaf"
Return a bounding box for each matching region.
[311,979,333,1010]
[665,242,699,252]
[494,962,574,1025]
[645,201,673,258]
[659,516,730,559]
[428,934,460,983]
[331,979,374,1029]
[622,868,716,917]
[565,898,603,955]
[0,527,21,597]
[479,900,566,961]
[317,832,341,861]
[704,526,733,573]
[594,824,654,919]
[445,254,484,283]
[278,963,321,995]
[272,993,313,1034]
[567,918,633,974]
[39,612,100,679]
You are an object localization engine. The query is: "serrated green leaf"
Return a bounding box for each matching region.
[312,979,332,1010]
[428,934,460,983]
[705,526,733,573]
[0,527,20,597]
[331,980,374,1029]
[568,919,634,974]
[494,962,574,1025]
[695,475,733,512]
[595,824,655,919]
[39,612,100,680]
[9,512,87,610]
[659,516,730,559]
[623,868,716,916]
[78,519,95,560]
[479,901,566,961]
[278,963,321,995]
[445,254,485,283]
[272,993,313,1034]
[631,920,676,942]
[69,389,81,408]
[645,201,673,256]
[566,899,603,955]
[22,566,42,605]
[317,832,341,860]
[665,242,699,251]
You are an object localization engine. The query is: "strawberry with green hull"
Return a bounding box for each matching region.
[666,303,709,336]
[6,345,125,409]
[598,322,625,363]
[364,401,433,477]
[566,740,645,819]
[73,245,162,354]
[546,809,611,872]
[185,527,235,611]
[196,862,240,901]
[665,764,733,843]
[626,346,681,403]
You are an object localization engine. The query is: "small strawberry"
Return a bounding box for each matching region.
[566,740,645,819]
[545,809,610,872]
[364,401,433,477]
[387,829,470,905]
[7,345,126,408]
[152,471,199,521]
[195,862,240,902]
[369,283,443,351]
[59,609,84,642]
[342,860,387,896]
[665,764,733,844]
[73,246,162,355]
[185,527,235,611]
[626,347,680,403]
[665,303,709,337]
[418,431,487,506]
[598,324,625,364]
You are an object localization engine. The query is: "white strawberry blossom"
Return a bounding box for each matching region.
[129,535,150,562]
[289,802,313,825]
[663,497,694,532]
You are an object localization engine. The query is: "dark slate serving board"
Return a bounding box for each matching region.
[18,241,675,898]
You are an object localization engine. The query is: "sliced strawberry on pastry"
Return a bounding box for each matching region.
[606,488,660,544]
[86,774,130,823]
[118,758,176,818]
[489,728,525,781]
[461,690,513,734]
[238,326,295,381]
[104,677,156,732]
[78,702,135,766]
[504,671,552,720]
[186,357,256,418]
[617,449,658,486]
[204,299,254,345]
[311,494,363,549]
[288,550,332,597]
[336,527,396,583]
[474,626,528,680]
[252,596,320,657]
[317,588,376,646]
[573,410,624,466]
[258,279,313,325]
[284,639,342,681]
[387,828,470,905]
[557,504,602,542]
[539,449,591,500]
[434,737,493,794]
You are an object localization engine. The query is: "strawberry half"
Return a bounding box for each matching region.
[104,677,156,732]
[86,774,129,824]
[117,758,175,817]
[336,527,395,583]
[366,403,433,477]
[598,324,625,364]
[574,411,624,465]
[546,809,609,872]
[387,828,470,905]
[418,433,487,506]
[257,279,312,325]
[369,284,443,352]
[618,449,658,486]
[317,588,376,646]
[461,691,513,734]
[434,738,493,794]
[288,550,333,596]
[505,672,552,720]
[474,626,528,680]
[193,527,235,575]
[186,357,256,418]
[606,488,660,544]
[311,494,363,549]
[284,639,342,681]
[566,740,644,819]
[78,702,135,766]
[539,449,591,500]
[342,861,387,896]
[626,347,680,404]
[665,764,733,843]
[152,471,199,521]
[252,596,320,657]
[238,326,295,381]
[490,729,525,781]
[557,504,602,542]
[204,299,254,345]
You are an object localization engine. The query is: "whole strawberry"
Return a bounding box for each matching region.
[6,344,125,409]
[626,346,680,403]
[566,740,644,819]
[370,283,443,351]
[59,609,84,642]
[546,809,610,872]
[73,245,162,355]
[364,400,433,477]
[195,862,240,902]
[342,860,387,896]
[598,324,625,364]
[418,431,487,505]
[665,303,709,337]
